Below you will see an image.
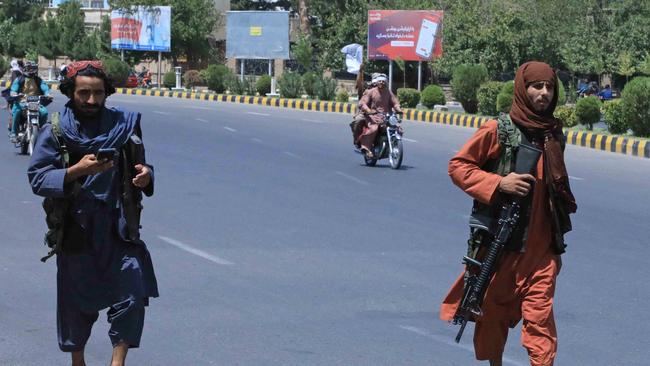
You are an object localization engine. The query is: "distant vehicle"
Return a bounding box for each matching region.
[125,71,139,88]
[357,111,405,169]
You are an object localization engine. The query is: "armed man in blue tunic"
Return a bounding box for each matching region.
[28,60,158,366]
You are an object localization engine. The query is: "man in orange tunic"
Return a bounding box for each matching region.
[439,62,577,366]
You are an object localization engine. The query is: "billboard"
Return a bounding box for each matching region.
[111,6,171,52]
[367,10,443,61]
[226,11,290,59]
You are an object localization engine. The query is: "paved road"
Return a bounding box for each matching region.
[0,92,648,365]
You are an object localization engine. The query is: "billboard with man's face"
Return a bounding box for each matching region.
[111,6,171,52]
[367,10,443,61]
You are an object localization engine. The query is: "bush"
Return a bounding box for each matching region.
[557,81,566,106]
[496,80,514,113]
[204,64,231,93]
[397,88,421,108]
[302,71,318,97]
[420,84,446,109]
[314,76,337,101]
[102,58,130,87]
[451,63,488,114]
[621,76,650,137]
[477,81,503,116]
[0,56,9,79]
[601,99,627,134]
[162,71,176,89]
[256,75,272,96]
[336,89,349,103]
[278,72,302,98]
[183,69,203,89]
[574,96,601,130]
[227,74,256,96]
[553,105,577,128]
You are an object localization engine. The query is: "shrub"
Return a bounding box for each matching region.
[601,99,627,134]
[278,72,302,98]
[451,63,488,114]
[204,64,231,93]
[574,96,601,130]
[256,75,272,96]
[621,76,650,137]
[557,81,566,106]
[314,76,337,101]
[162,71,176,89]
[477,81,503,116]
[553,105,577,128]
[227,74,256,95]
[397,88,421,108]
[302,71,318,97]
[183,69,203,89]
[420,84,446,108]
[0,56,9,79]
[102,58,130,87]
[496,80,514,113]
[336,89,349,103]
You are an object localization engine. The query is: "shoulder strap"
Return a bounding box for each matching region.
[494,113,521,176]
[50,112,70,168]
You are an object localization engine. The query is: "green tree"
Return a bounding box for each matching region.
[292,34,313,73]
[616,51,636,82]
[37,12,62,64]
[0,0,47,23]
[0,18,15,55]
[57,0,87,60]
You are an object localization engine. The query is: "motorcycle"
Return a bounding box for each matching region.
[358,112,404,169]
[10,94,52,155]
[137,70,152,88]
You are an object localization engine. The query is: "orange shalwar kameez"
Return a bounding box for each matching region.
[440,120,560,366]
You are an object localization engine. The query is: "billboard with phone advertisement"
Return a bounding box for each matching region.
[367,10,443,61]
[111,6,171,52]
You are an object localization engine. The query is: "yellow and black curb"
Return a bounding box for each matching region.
[3,80,647,158]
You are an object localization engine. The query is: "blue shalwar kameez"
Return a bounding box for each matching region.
[28,103,158,352]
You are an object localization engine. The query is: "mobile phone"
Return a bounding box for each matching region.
[415,18,439,59]
[96,148,117,161]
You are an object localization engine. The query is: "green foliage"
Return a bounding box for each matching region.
[292,34,313,73]
[0,0,47,23]
[336,89,349,103]
[574,96,602,130]
[227,74,256,96]
[103,58,131,87]
[601,99,628,134]
[557,81,566,106]
[203,64,230,93]
[183,70,203,89]
[36,13,61,61]
[0,56,8,78]
[616,51,636,81]
[553,105,577,128]
[278,72,303,99]
[621,76,650,137]
[496,80,515,113]
[420,84,446,109]
[0,19,14,55]
[57,0,87,60]
[163,71,176,89]
[256,75,272,96]
[477,81,503,116]
[451,64,488,114]
[314,76,337,101]
[24,49,38,62]
[639,53,650,76]
[302,71,318,97]
[396,88,421,108]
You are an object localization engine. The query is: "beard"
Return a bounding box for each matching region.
[74,101,105,119]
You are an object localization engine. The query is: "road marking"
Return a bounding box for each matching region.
[251,137,263,143]
[284,151,301,159]
[158,236,234,266]
[403,138,418,143]
[569,176,584,181]
[398,326,525,366]
[183,106,212,110]
[152,110,170,115]
[196,118,208,123]
[301,118,323,123]
[224,127,237,132]
[335,171,369,186]
[246,112,270,116]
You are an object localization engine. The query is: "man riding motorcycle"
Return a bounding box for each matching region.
[357,73,403,158]
[9,61,51,142]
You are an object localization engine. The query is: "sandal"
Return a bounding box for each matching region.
[360,147,374,159]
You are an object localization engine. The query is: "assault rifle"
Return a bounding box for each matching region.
[453,142,542,343]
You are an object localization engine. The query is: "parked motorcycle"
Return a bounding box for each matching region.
[358,112,404,169]
[10,94,52,155]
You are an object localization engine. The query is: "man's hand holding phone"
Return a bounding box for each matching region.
[64,150,115,183]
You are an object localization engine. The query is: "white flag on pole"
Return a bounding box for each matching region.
[341,43,363,75]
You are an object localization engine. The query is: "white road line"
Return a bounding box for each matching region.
[284,151,301,159]
[301,118,323,123]
[569,176,584,181]
[152,110,170,115]
[196,118,208,123]
[251,138,263,143]
[398,325,525,366]
[158,236,234,266]
[183,106,212,110]
[335,171,369,186]
[246,112,270,116]
[403,138,418,143]
[224,127,237,132]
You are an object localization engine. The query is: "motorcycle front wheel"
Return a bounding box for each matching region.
[389,139,403,169]
[28,124,38,156]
